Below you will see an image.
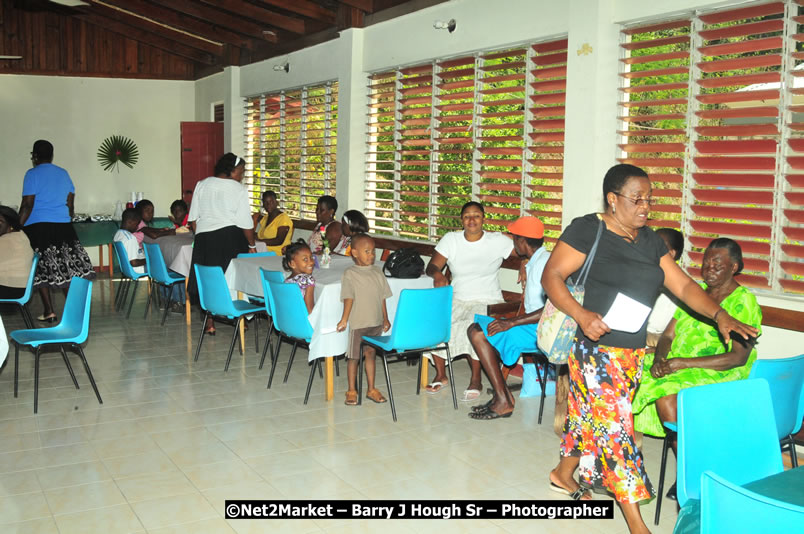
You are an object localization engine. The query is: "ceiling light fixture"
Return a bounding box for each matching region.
[49,0,90,6]
[273,62,290,73]
[263,30,277,37]
[433,19,457,33]
[0,55,23,60]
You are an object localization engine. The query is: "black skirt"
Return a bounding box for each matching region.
[188,225,249,305]
[23,222,95,289]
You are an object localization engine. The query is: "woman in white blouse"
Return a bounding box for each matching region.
[188,153,256,335]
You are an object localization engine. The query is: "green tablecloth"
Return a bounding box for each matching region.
[72,217,173,247]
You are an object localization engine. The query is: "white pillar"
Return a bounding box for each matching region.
[335,28,367,213]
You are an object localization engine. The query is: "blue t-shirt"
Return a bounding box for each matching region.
[22,163,75,225]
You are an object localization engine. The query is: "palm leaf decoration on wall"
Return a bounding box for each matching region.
[97,135,139,172]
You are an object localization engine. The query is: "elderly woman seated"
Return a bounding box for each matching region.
[633,237,762,496]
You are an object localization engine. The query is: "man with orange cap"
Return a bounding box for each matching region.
[467,216,550,420]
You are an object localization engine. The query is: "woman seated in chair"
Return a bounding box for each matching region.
[633,237,762,454]
[0,206,34,299]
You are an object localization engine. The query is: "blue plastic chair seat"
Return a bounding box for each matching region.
[10,325,83,347]
[230,300,264,317]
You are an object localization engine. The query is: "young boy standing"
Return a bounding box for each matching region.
[336,234,392,406]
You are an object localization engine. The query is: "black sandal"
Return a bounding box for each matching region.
[471,398,494,413]
[468,408,513,420]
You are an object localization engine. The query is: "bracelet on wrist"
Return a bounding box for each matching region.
[713,308,725,322]
[248,244,257,249]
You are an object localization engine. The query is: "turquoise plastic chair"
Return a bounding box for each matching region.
[700,471,804,533]
[676,379,783,509]
[238,252,277,259]
[264,280,320,404]
[360,286,456,421]
[235,252,277,353]
[143,243,186,326]
[0,253,39,328]
[113,240,149,319]
[193,264,264,372]
[258,269,285,371]
[9,277,101,414]
[749,354,804,467]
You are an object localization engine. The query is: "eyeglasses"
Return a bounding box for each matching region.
[613,193,653,207]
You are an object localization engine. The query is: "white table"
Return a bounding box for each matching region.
[224,254,433,401]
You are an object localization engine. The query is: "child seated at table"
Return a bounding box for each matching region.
[283,239,316,314]
[336,234,391,406]
[114,208,146,274]
[333,210,369,256]
[134,199,171,242]
[170,199,190,232]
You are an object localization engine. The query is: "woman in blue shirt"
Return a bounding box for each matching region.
[19,140,95,322]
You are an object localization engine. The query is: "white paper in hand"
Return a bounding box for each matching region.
[602,293,652,333]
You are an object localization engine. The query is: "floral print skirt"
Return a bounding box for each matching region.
[559,338,654,504]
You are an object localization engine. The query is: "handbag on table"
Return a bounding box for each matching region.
[537,218,603,365]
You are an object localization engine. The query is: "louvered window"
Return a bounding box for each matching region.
[619,0,804,295]
[365,38,567,243]
[244,82,338,221]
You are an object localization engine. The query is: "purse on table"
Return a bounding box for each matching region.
[536,219,603,365]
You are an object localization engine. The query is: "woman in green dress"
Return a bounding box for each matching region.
[633,238,761,496]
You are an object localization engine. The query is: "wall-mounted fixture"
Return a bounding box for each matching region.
[0,55,23,60]
[433,19,456,33]
[273,63,290,73]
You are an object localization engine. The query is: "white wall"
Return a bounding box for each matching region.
[0,74,194,218]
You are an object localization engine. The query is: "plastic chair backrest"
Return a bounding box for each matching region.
[113,241,146,279]
[749,354,804,438]
[387,286,452,351]
[258,269,284,318]
[61,277,93,342]
[193,264,237,318]
[142,243,173,285]
[701,471,804,532]
[0,253,39,305]
[267,280,314,342]
[237,251,277,258]
[676,379,783,507]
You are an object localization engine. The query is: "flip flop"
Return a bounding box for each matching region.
[425,381,446,394]
[460,389,481,402]
[549,481,592,501]
[471,398,494,413]
[468,408,512,420]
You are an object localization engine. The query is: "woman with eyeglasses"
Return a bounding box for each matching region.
[540,164,757,534]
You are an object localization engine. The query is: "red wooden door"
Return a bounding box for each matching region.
[180,122,224,206]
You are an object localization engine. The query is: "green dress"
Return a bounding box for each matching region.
[633,285,762,437]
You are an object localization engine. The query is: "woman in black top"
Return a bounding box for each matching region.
[541,164,756,533]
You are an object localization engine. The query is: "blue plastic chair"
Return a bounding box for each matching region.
[749,354,804,467]
[235,252,277,353]
[258,269,285,371]
[143,243,186,326]
[699,471,804,533]
[360,286,456,421]
[0,253,39,328]
[676,379,783,509]
[264,280,320,403]
[9,277,101,413]
[238,252,277,259]
[193,264,264,372]
[113,240,149,319]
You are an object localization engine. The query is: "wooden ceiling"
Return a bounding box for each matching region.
[0,0,436,80]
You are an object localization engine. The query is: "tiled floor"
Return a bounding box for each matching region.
[0,276,679,533]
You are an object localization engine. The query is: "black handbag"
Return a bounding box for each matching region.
[383,248,425,278]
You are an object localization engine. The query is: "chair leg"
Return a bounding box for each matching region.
[358,343,365,406]
[119,279,130,312]
[416,355,423,395]
[33,347,41,414]
[655,432,671,526]
[125,280,139,319]
[335,355,340,377]
[224,318,240,372]
[784,435,798,468]
[444,345,458,410]
[267,335,282,389]
[114,277,124,308]
[380,353,396,422]
[19,304,32,329]
[258,323,274,370]
[254,314,260,354]
[13,343,19,398]
[22,305,34,330]
[283,343,298,384]
[160,284,173,326]
[194,311,209,362]
[143,279,153,320]
[318,359,324,379]
[535,359,547,425]
[60,347,79,389]
[304,359,318,405]
[75,345,102,406]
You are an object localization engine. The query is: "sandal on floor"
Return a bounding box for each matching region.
[549,481,593,501]
[468,408,512,420]
[37,313,58,323]
[366,388,387,403]
[424,381,447,394]
[460,389,481,402]
[471,398,494,413]
[204,327,216,336]
[345,390,358,406]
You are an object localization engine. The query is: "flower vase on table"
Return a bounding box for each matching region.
[320,246,331,269]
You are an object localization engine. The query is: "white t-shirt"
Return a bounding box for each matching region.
[113,229,145,274]
[646,291,679,335]
[524,246,550,313]
[188,177,253,235]
[435,230,514,302]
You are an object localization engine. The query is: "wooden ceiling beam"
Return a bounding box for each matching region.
[338,0,374,13]
[81,2,223,55]
[198,0,305,34]
[254,0,336,23]
[152,0,280,43]
[95,0,257,50]
[76,13,216,64]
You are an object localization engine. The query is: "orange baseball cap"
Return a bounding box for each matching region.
[507,217,544,239]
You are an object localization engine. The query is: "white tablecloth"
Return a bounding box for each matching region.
[224,255,432,361]
[143,234,195,277]
[0,315,7,368]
